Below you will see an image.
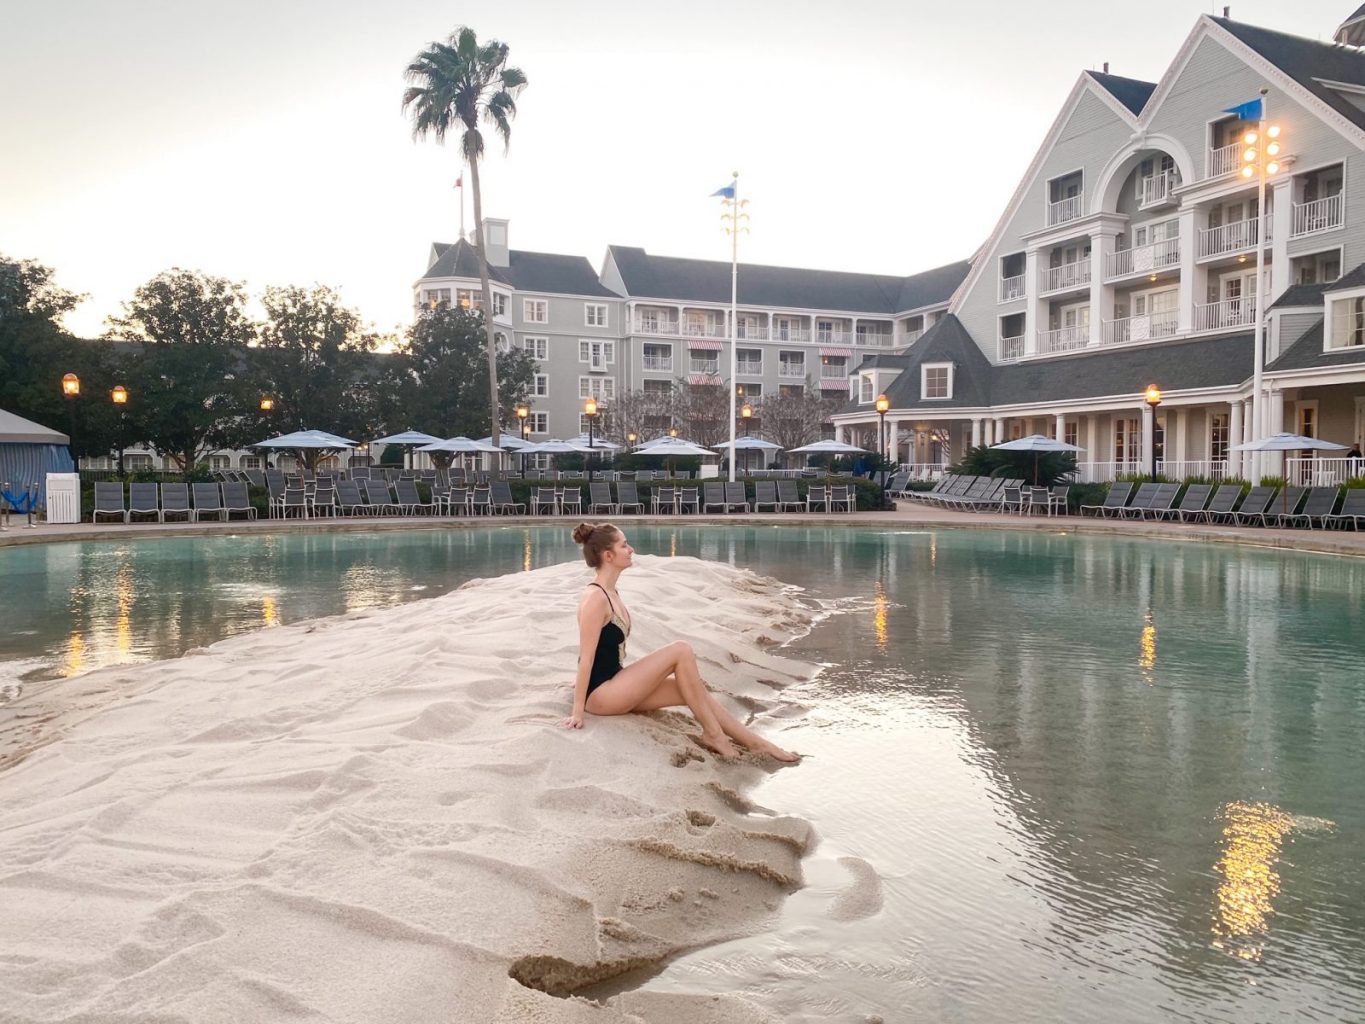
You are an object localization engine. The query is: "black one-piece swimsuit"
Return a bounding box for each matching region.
[586,582,630,696]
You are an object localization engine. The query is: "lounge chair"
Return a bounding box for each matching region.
[361,479,398,515]
[1280,487,1336,529]
[724,481,750,512]
[884,473,911,499]
[588,481,617,515]
[266,474,287,517]
[806,485,830,512]
[244,469,265,488]
[335,479,366,516]
[702,482,728,513]
[470,484,493,515]
[490,480,526,515]
[278,487,308,519]
[127,482,162,523]
[222,481,257,521]
[444,486,470,515]
[616,481,645,514]
[350,467,372,481]
[1243,485,1297,527]
[776,480,804,512]
[1325,488,1365,530]
[394,478,434,516]
[906,475,952,503]
[1199,484,1243,524]
[940,477,994,511]
[1139,483,1182,520]
[1171,484,1213,523]
[1119,483,1160,519]
[1232,486,1280,526]
[93,482,127,523]
[650,486,676,514]
[753,481,781,512]
[192,482,228,522]
[558,485,583,516]
[677,486,700,515]
[828,484,855,513]
[1080,481,1132,517]
[531,487,558,515]
[310,484,336,518]
[160,483,192,522]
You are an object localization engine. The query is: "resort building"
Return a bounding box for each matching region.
[833,10,1365,484]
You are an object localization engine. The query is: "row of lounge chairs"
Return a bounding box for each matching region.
[93,482,256,523]
[1080,482,1365,528]
[901,475,1069,515]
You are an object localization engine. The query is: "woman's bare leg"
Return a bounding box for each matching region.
[629,668,798,762]
[586,643,736,757]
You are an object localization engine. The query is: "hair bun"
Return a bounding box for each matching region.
[571,523,595,545]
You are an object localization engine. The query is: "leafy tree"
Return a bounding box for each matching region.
[403,26,528,449]
[104,269,257,469]
[402,307,534,439]
[0,256,86,450]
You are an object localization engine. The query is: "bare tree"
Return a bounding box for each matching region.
[601,385,676,444]
[674,377,731,447]
[758,382,839,458]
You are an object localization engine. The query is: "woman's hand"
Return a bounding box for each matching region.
[559,712,584,729]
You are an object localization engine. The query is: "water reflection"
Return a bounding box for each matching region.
[1212,801,1295,962]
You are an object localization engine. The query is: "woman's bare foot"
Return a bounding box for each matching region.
[754,740,801,763]
[695,731,740,761]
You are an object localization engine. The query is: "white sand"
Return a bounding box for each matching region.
[0,555,817,1023]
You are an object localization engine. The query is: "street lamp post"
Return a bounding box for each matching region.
[584,397,598,480]
[111,385,128,476]
[259,396,275,467]
[61,373,80,462]
[1145,384,1163,483]
[516,404,529,475]
[739,402,753,476]
[875,394,891,508]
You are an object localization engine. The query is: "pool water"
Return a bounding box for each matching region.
[2,526,1362,1021]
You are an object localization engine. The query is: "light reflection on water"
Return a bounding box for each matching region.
[1,526,1363,1021]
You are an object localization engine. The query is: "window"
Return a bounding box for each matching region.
[422,288,451,309]
[921,363,952,400]
[242,455,262,470]
[493,293,508,317]
[210,455,231,469]
[456,288,482,310]
[642,379,672,397]
[585,303,608,327]
[1114,418,1140,465]
[773,317,795,341]
[816,319,836,343]
[736,348,762,374]
[1293,250,1342,286]
[579,339,615,369]
[859,376,874,403]
[529,412,548,433]
[737,383,763,400]
[1329,294,1365,349]
[778,351,805,378]
[1064,422,1078,448]
[642,343,672,372]
[1298,402,1318,439]
[533,374,549,397]
[519,336,548,360]
[579,376,616,400]
[524,299,548,323]
[1210,412,1229,463]
[126,453,154,471]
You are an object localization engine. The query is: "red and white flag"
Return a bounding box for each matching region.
[454,176,463,189]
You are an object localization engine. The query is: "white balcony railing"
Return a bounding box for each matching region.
[903,329,924,345]
[771,328,811,344]
[1193,296,1257,332]
[857,333,894,348]
[1071,460,1229,483]
[1040,259,1092,294]
[1206,143,1240,179]
[1285,456,1358,485]
[1106,238,1180,279]
[815,330,854,345]
[642,355,673,371]
[1038,325,1089,355]
[999,274,1026,302]
[1291,194,1344,238]
[735,325,768,341]
[735,360,763,375]
[998,335,1025,362]
[634,319,680,336]
[1101,310,1180,345]
[820,365,847,379]
[1197,217,1267,259]
[1138,171,1178,207]
[690,358,719,374]
[777,363,807,379]
[1047,193,1084,226]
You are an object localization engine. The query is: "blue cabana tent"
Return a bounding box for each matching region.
[0,408,75,512]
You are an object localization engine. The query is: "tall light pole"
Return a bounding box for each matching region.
[584,397,598,480]
[1238,88,1284,485]
[259,396,275,467]
[61,372,80,463]
[111,385,128,476]
[718,173,747,483]
[1145,384,1163,483]
[740,402,753,475]
[516,404,529,474]
[875,393,890,467]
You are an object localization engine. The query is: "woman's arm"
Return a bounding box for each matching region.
[561,589,606,729]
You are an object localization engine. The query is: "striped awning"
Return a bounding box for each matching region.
[688,339,722,351]
[819,346,853,358]
[688,373,724,385]
[819,377,850,390]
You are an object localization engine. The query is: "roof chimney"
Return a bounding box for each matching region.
[1223,6,1230,18]
[1102,62,1109,74]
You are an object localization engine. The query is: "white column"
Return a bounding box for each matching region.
[1176,206,1204,333]
[1270,178,1293,301]
[994,417,1006,443]
[1241,398,1257,478]
[1089,229,1117,347]
[1173,407,1188,468]
[971,418,983,448]
[1229,401,1244,479]
[1054,412,1066,441]
[1266,387,1285,479]
[1023,247,1044,356]
[834,423,846,444]
[1141,403,1155,478]
[887,418,900,464]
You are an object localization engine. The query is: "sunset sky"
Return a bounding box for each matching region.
[2,0,1352,340]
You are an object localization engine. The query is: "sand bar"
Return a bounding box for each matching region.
[0,555,816,1022]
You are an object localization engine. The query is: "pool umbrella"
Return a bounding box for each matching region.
[372,430,443,470]
[565,433,622,451]
[787,439,871,455]
[1231,433,1348,513]
[415,435,503,473]
[633,437,719,457]
[520,438,597,475]
[254,429,358,471]
[475,434,532,450]
[712,436,782,473]
[991,433,1085,485]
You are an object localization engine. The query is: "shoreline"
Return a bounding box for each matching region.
[0,557,816,1022]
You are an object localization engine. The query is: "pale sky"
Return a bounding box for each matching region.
[1,0,1353,339]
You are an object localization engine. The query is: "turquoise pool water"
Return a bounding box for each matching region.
[1,526,1362,1021]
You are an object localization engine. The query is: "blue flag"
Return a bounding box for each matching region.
[711,182,736,198]
[1222,98,1264,122]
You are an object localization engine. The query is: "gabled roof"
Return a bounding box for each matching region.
[844,315,993,411]
[607,246,967,316]
[1271,262,1365,309]
[1213,16,1365,133]
[1085,71,1157,115]
[1267,317,1365,371]
[419,239,620,297]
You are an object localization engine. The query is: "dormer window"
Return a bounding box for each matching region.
[1328,288,1365,350]
[859,376,874,403]
[921,363,953,400]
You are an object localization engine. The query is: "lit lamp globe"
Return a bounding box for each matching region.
[111,385,128,405]
[62,373,80,397]
[260,397,275,412]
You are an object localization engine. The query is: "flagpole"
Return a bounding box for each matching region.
[728,172,739,484]
[458,165,466,241]
[1251,87,1268,486]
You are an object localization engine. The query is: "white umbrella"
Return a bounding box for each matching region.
[1229,432,1348,452]
[415,436,503,454]
[476,433,532,450]
[372,430,442,446]
[712,437,783,451]
[633,437,719,457]
[254,429,357,449]
[565,432,622,451]
[520,438,597,454]
[787,439,871,455]
[990,433,1084,485]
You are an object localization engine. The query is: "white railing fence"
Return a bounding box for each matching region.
[1106,238,1180,278]
[1038,325,1089,355]
[1193,296,1257,332]
[1138,170,1178,207]
[898,463,950,481]
[1047,193,1084,226]
[1070,460,1229,483]
[999,274,1026,301]
[1206,143,1240,179]
[777,364,807,378]
[1102,310,1180,345]
[690,358,719,374]
[1284,456,1361,485]
[1198,217,1267,259]
[634,319,679,335]
[1041,260,1092,293]
[1291,194,1344,238]
[642,356,673,371]
[998,335,1026,362]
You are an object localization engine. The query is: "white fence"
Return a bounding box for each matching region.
[1291,194,1344,238]
[1040,260,1091,293]
[1047,194,1084,226]
[1106,238,1180,279]
[1284,456,1362,485]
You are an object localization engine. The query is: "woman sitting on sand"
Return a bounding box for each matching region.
[560,522,799,763]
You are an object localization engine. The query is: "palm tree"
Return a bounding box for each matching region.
[403,27,527,449]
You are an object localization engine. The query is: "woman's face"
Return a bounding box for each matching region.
[606,531,634,569]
